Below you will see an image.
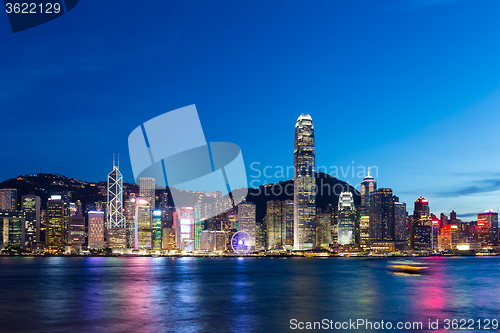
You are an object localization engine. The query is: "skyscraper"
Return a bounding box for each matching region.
[22,195,41,249]
[338,192,355,245]
[107,160,126,229]
[394,201,407,242]
[477,210,498,247]
[88,211,105,249]
[294,114,316,250]
[0,188,17,211]
[139,177,155,211]
[174,207,194,249]
[152,210,162,251]
[136,199,151,250]
[47,195,67,253]
[412,196,431,250]
[124,194,136,248]
[369,189,395,241]
[69,215,85,251]
[282,200,294,248]
[360,169,377,216]
[316,212,332,248]
[238,202,256,247]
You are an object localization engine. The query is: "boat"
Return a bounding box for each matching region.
[387,259,429,274]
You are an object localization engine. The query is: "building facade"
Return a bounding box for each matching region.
[294,114,316,250]
[338,192,355,245]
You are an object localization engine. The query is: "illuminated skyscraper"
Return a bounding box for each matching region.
[88,211,105,249]
[124,194,136,248]
[369,189,395,241]
[152,210,162,251]
[338,192,355,245]
[294,114,316,250]
[136,199,151,250]
[107,159,127,251]
[360,169,377,216]
[266,201,282,249]
[394,201,407,242]
[139,177,155,210]
[69,215,85,250]
[477,210,498,247]
[22,195,41,248]
[174,207,194,249]
[238,202,256,247]
[439,224,460,250]
[194,204,202,250]
[359,215,370,248]
[316,212,332,248]
[0,188,17,211]
[412,196,431,250]
[107,159,126,229]
[47,195,67,252]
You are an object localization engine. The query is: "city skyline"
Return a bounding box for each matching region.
[1,0,499,218]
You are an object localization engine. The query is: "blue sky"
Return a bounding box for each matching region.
[0,0,499,218]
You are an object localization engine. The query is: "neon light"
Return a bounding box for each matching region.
[153,210,162,216]
[88,211,104,214]
[50,195,62,200]
[451,225,458,229]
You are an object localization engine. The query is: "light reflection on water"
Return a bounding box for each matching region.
[0,257,498,332]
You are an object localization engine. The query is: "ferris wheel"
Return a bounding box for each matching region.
[231,231,252,254]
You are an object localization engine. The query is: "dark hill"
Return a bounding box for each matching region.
[246,172,360,222]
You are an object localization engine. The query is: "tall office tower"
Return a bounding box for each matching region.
[124,194,136,248]
[414,197,430,225]
[282,200,294,247]
[107,160,126,229]
[0,188,17,210]
[0,210,23,249]
[139,177,156,210]
[266,201,283,249]
[194,204,202,250]
[316,212,332,248]
[439,224,460,250]
[160,192,174,228]
[369,189,396,242]
[88,211,105,249]
[394,202,407,242]
[47,195,67,252]
[412,197,431,250]
[238,202,256,247]
[162,227,176,250]
[255,221,266,250]
[359,215,370,248]
[21,195,41,249]
[477,210,498,247]
[360,169,377,216]
[69,216,85,251]
[338,192,355,245]
[174,207,194,249]
[152,210,162,251]
[294,114,316,250]
[136,199,151,250]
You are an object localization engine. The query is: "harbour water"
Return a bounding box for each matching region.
[0,256,498,332]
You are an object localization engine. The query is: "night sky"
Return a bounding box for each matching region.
[0,0,499,217]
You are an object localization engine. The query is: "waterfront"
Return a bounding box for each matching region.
[0,257,498,332]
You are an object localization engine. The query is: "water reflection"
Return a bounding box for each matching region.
[0,257,499,332]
